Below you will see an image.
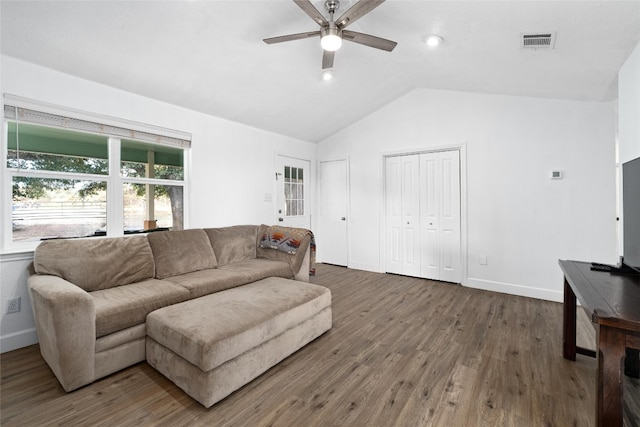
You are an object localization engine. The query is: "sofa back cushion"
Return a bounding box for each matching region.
[204,225,258,267]
[147,229,217,279]
[33,236,155,292]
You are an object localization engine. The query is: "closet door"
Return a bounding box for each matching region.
[420,151,461,282]
[421,153,440,278]
[385,155,421,276]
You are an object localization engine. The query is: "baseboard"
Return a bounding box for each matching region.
[466,277,563,302]
[0,328,38,354]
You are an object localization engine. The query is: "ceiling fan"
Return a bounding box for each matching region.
[263,0,397,70]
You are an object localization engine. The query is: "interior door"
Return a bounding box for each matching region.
[318,159,348,266]
[385,154,421,276]
[420,150,461,282]
[421,153,440,278]
[276,155,311,229]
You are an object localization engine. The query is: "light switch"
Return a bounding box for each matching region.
[550,170,563,179]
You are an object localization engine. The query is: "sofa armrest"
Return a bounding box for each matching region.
[28,274,96,391]
[293,242,311,282]
[257,228,312,282]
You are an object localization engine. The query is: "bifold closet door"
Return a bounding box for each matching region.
[420,151,461,283]
[385,154,421,277]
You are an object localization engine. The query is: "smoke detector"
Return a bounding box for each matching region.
[521,33,556,49]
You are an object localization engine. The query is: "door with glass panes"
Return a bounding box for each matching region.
[275,155,310,228]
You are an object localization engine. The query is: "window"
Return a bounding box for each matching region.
[284,166,304,216]
[3,98,190,251]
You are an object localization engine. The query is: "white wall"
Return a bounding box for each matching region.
[0,56,316,352]
[318,88,617,301]
[619,41,640,164]
[617,40,640,260]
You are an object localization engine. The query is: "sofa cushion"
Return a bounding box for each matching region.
[146,277,332,371]
[91,279,190,337]
[164,268,251,299]
[33,236,155,292]
[218,258,293,282]
[147,229,217,279]
[204,225,258,267]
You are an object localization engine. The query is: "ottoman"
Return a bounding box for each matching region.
[145,276,332,408]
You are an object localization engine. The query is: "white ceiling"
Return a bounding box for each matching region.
[1,1,639,142]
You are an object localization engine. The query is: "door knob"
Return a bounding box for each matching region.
[278,217,284,222]
[341,217,346,221]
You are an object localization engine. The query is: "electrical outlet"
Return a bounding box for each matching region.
[6,297,21,314]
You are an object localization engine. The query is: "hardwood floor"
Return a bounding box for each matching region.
[1,264,638,426]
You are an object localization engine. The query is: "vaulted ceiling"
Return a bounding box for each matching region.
[2,1,639,142]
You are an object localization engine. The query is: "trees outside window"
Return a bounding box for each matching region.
[5,113,188,249]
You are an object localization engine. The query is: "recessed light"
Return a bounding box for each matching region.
[426,35,444,47]
[321,69,334,81]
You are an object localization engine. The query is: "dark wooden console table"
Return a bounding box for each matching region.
[559,260,640,427]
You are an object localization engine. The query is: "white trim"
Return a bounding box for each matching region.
[7,168,108,182]
[466,277,563,303]
[108,137,124,237]
[0,251,34,262]
[121,176,185,186]
[4,94,191,144]
[1,121,10,251]
[0,328,38,354]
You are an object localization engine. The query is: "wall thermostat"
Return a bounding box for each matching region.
[550,170,563,179]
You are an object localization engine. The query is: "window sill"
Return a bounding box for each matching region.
[0,249,35,262]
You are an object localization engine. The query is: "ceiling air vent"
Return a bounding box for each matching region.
[521,33,556,49]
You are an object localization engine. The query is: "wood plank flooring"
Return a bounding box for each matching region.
[1,264,638,426]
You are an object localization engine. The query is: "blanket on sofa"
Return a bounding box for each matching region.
[260,226,316,276]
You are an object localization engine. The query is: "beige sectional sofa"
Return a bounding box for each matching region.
[28,224,330,402]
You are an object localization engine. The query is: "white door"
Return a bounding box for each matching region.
[420,150,461,282]
[385,155,421,276]
[318,159,348,266]
[276,155,311,229]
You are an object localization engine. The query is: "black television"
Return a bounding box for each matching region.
[621,156,640,273]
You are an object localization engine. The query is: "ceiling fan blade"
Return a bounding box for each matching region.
[342,30,397,51]
[263,31,321,44]
[335,0,386,29]
[293,0,328,26]
[322,50,335,69]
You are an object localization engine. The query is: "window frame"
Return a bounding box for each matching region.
[284,165,305,217]
[2,99,190,254]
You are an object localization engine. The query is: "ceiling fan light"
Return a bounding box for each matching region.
[426,35,444,47]
[321,28,342,51]
[321,69,334,81]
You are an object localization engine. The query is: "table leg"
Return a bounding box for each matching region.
[596,325,626,427]
[563,277,577,361]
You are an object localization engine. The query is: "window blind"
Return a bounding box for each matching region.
[4,97,191,149]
